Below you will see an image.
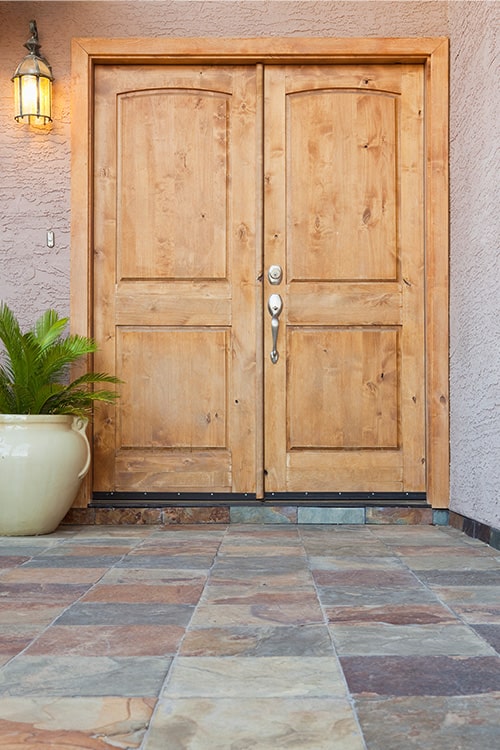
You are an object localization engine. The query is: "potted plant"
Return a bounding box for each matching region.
[0,302,120,535]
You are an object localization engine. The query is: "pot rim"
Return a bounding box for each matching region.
[0,414,79,423]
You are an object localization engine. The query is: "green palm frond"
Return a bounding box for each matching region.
[0,302,121,416]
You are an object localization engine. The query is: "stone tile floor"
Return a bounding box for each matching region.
[0,523,499,749]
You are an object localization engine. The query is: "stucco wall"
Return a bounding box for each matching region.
[448,2,500,527]
[0,1,498,525]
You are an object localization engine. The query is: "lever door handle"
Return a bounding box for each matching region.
[268,293,283,364]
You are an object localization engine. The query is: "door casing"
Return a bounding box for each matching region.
[71,37,449,508]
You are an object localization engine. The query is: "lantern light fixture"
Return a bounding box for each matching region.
[12,20,53,126]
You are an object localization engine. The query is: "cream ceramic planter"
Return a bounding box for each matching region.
[0,415,91,536]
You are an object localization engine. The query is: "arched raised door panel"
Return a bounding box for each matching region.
[71,38,449,507]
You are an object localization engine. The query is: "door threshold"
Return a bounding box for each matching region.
[91,491,428,508]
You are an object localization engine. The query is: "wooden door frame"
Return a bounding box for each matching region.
[71,37,449,508]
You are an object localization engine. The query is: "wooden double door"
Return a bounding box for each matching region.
[92,61,426,499]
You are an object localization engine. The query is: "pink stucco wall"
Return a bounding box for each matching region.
[0,1,498,526]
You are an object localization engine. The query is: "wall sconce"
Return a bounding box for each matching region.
[12,20,53,126]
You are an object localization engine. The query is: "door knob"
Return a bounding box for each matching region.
[268,293,283,364]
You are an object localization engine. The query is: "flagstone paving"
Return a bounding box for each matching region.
[0,523,499,748]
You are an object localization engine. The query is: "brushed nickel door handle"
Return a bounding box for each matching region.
[268,293,283,364]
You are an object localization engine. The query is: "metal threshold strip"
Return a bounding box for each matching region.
[91,491,428,508]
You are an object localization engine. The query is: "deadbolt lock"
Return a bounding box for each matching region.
[268,265,283,285]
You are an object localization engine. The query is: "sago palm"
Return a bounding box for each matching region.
[0,302,120,416]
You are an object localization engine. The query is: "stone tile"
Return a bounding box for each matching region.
[329,623,496,656]
[201,588,318,605]
[214,570,316,588]
[162,507,230,524]
[129,541,221,556]
[25,625,186,656]
[325,604,456,625]
[229,506,297,524]
[21,555,125,569]
[0,656,172,697]
[312,568,419,587]
[145,697,364,750]
[218,543,304,557]
[98,568,208,586]
[94,508,163,525]
[469,625,500,653]
[340,655,500,696]
[416,570,500,586]
[366,507,433,525]
[398,555,500,571]
[0,556,32,569]
[0,567,108,584]
[316,585,440,607]
[451,604,500,624]
[213,555,307,574]
[304,541,392,557]
[0,696,155,749]
[433,509,450,526]
[0,604,66,627]
[180,625,333,657]
[0,583,92,604]
[432,586,500,606]
[298,507,365,524]
[80,582,205,604]
[0,629,38,655]
[353,693,500,750]
[164,656,346,698]
[369,527,463,546]
[307,555,404,570]
[189,602,323,628]
[39,543,136,557]
[54,602,194,627]
[115,554,216,569]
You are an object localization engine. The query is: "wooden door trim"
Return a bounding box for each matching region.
[71,36,449,508]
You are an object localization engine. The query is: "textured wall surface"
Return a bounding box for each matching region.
[0,1,498,525]
[448,2,500,527]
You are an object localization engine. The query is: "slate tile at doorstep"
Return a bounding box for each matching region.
[0,696,155,750]
[128,541,221,556]
[180,624,333,657]
[229,506,297,524]
[0,656,172,697]
[54,602,195,627]
[298,507,365,524]
[163,656,347,699]
[328,623,496,657]
[144,697,365,750]
[339,655,500,696]
[353,693,500,750]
